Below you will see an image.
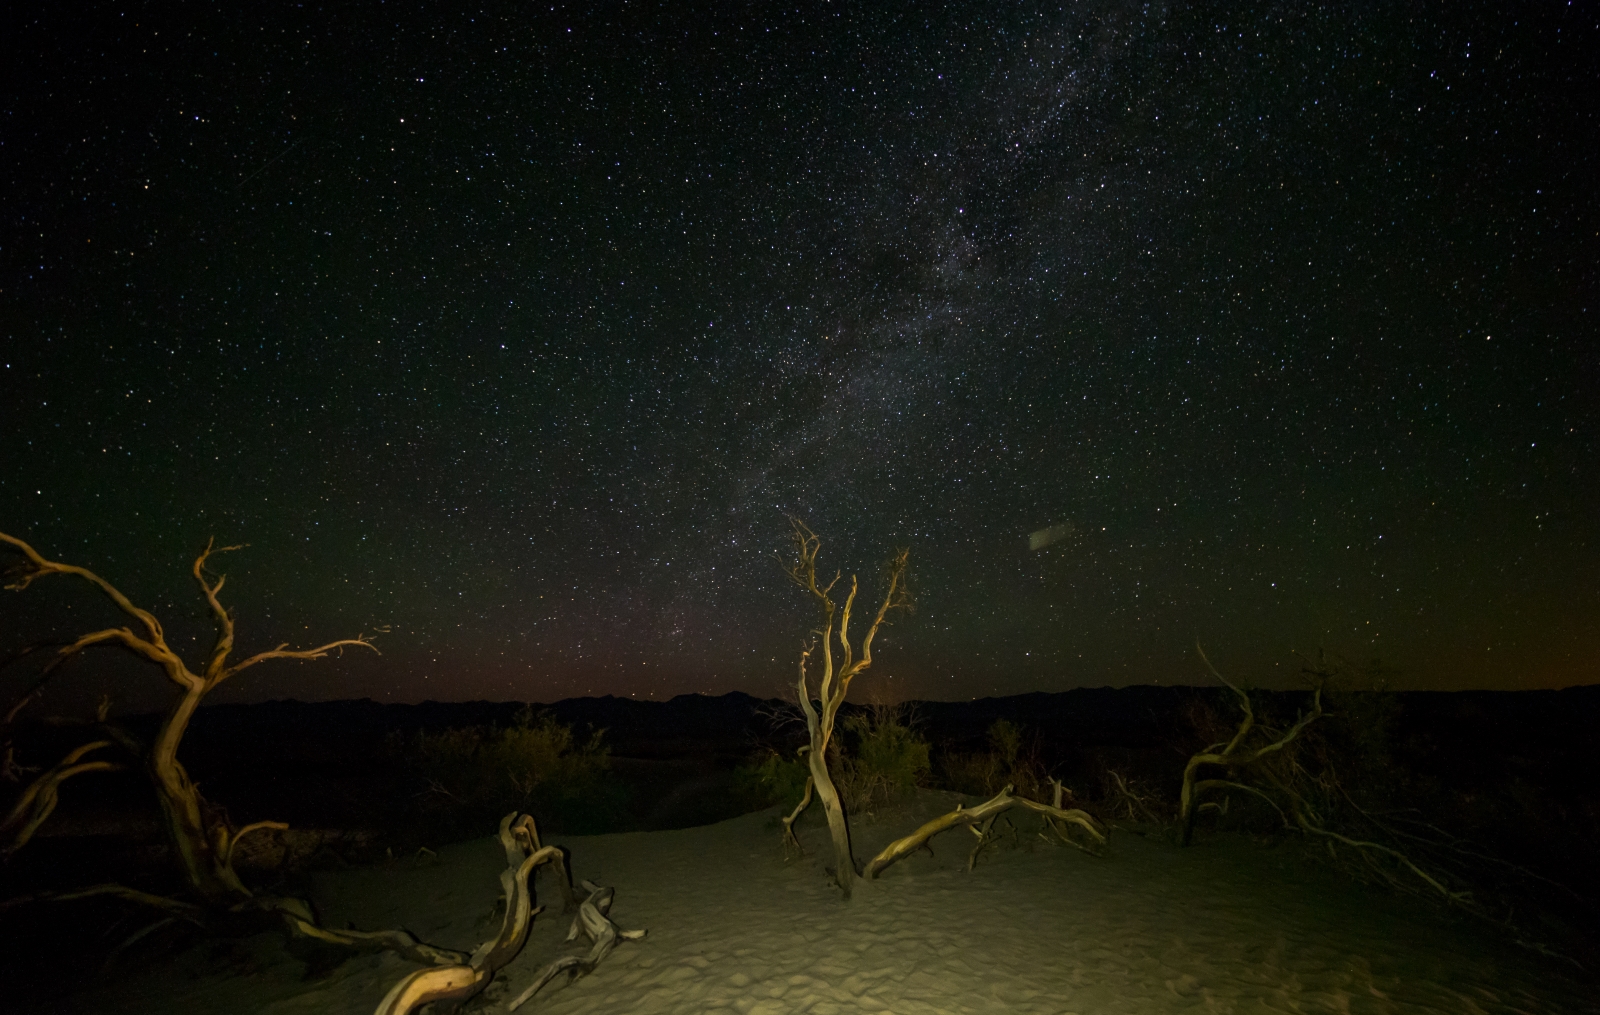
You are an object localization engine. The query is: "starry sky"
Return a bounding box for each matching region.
[3,1,1597,708]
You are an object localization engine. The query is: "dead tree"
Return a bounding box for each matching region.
[0,530,499,967]
[1177,644,1325,847]
[776,518,909,898]
[1177,644,1467,904]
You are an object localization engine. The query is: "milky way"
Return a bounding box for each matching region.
[3,2,1596,705]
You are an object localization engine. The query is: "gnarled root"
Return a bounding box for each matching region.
[508,879,647,1011]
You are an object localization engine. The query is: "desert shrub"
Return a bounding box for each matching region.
[936,748,998,797]
[936,719,1051,801]
[731,748,811,812]
[834,704,930,812]
[1315,665,1402,801]
[388,707,625,837]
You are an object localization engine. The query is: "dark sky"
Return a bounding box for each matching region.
[3,1,1597,708]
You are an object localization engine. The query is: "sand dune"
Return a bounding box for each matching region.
[60,792,1594,1014]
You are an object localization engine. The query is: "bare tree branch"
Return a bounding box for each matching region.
[863,785,1107,879]
[221,636,379,685]
[1179,642,1323,846]
[0,530,613,992]
[781,771,815,855]
[219,820,289,871]
[0,530,409,953]
[193,538,246,681]
[506,879,647,1012]
[0,532,166,645]
[375,813,581,1015]
[0,740,124,855]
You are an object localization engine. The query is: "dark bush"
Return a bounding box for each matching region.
[936,718,1051,802]
[387,706,627,837]
[835,704,931,812]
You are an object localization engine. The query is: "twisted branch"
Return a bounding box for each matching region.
[776,518,911,897]
[1,532,165,645]
[376,813,586,1015]
[507,879,647,1011]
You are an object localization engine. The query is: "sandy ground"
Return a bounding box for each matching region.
[58,791,1596,1015]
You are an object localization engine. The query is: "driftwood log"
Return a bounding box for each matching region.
[508,878,646,1010]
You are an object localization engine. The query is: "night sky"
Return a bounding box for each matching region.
[3,2,1597,708]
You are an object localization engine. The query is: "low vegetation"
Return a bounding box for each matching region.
[387,708,625,837]
[937,718,1054,803]
[833,704,931,813]
[731,748,810,813]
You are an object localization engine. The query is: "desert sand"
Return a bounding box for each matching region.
[57,791,1594,1015]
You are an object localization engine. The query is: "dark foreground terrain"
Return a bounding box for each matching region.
[4,683,1600,997]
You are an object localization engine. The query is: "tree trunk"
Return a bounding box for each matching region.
[149,684,249,903]
[807,743,858,896]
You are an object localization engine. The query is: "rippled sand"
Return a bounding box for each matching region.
[64,792,1594,1014]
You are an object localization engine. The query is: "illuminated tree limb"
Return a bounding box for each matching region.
[507,879,647,1011]
[781,769,815,856]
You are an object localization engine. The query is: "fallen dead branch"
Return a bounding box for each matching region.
[508,878,646,1010]
[1178,644,1324,847]
[1178,644,1475,907]
[864,783,1107,879]
[374,813,571,1015]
